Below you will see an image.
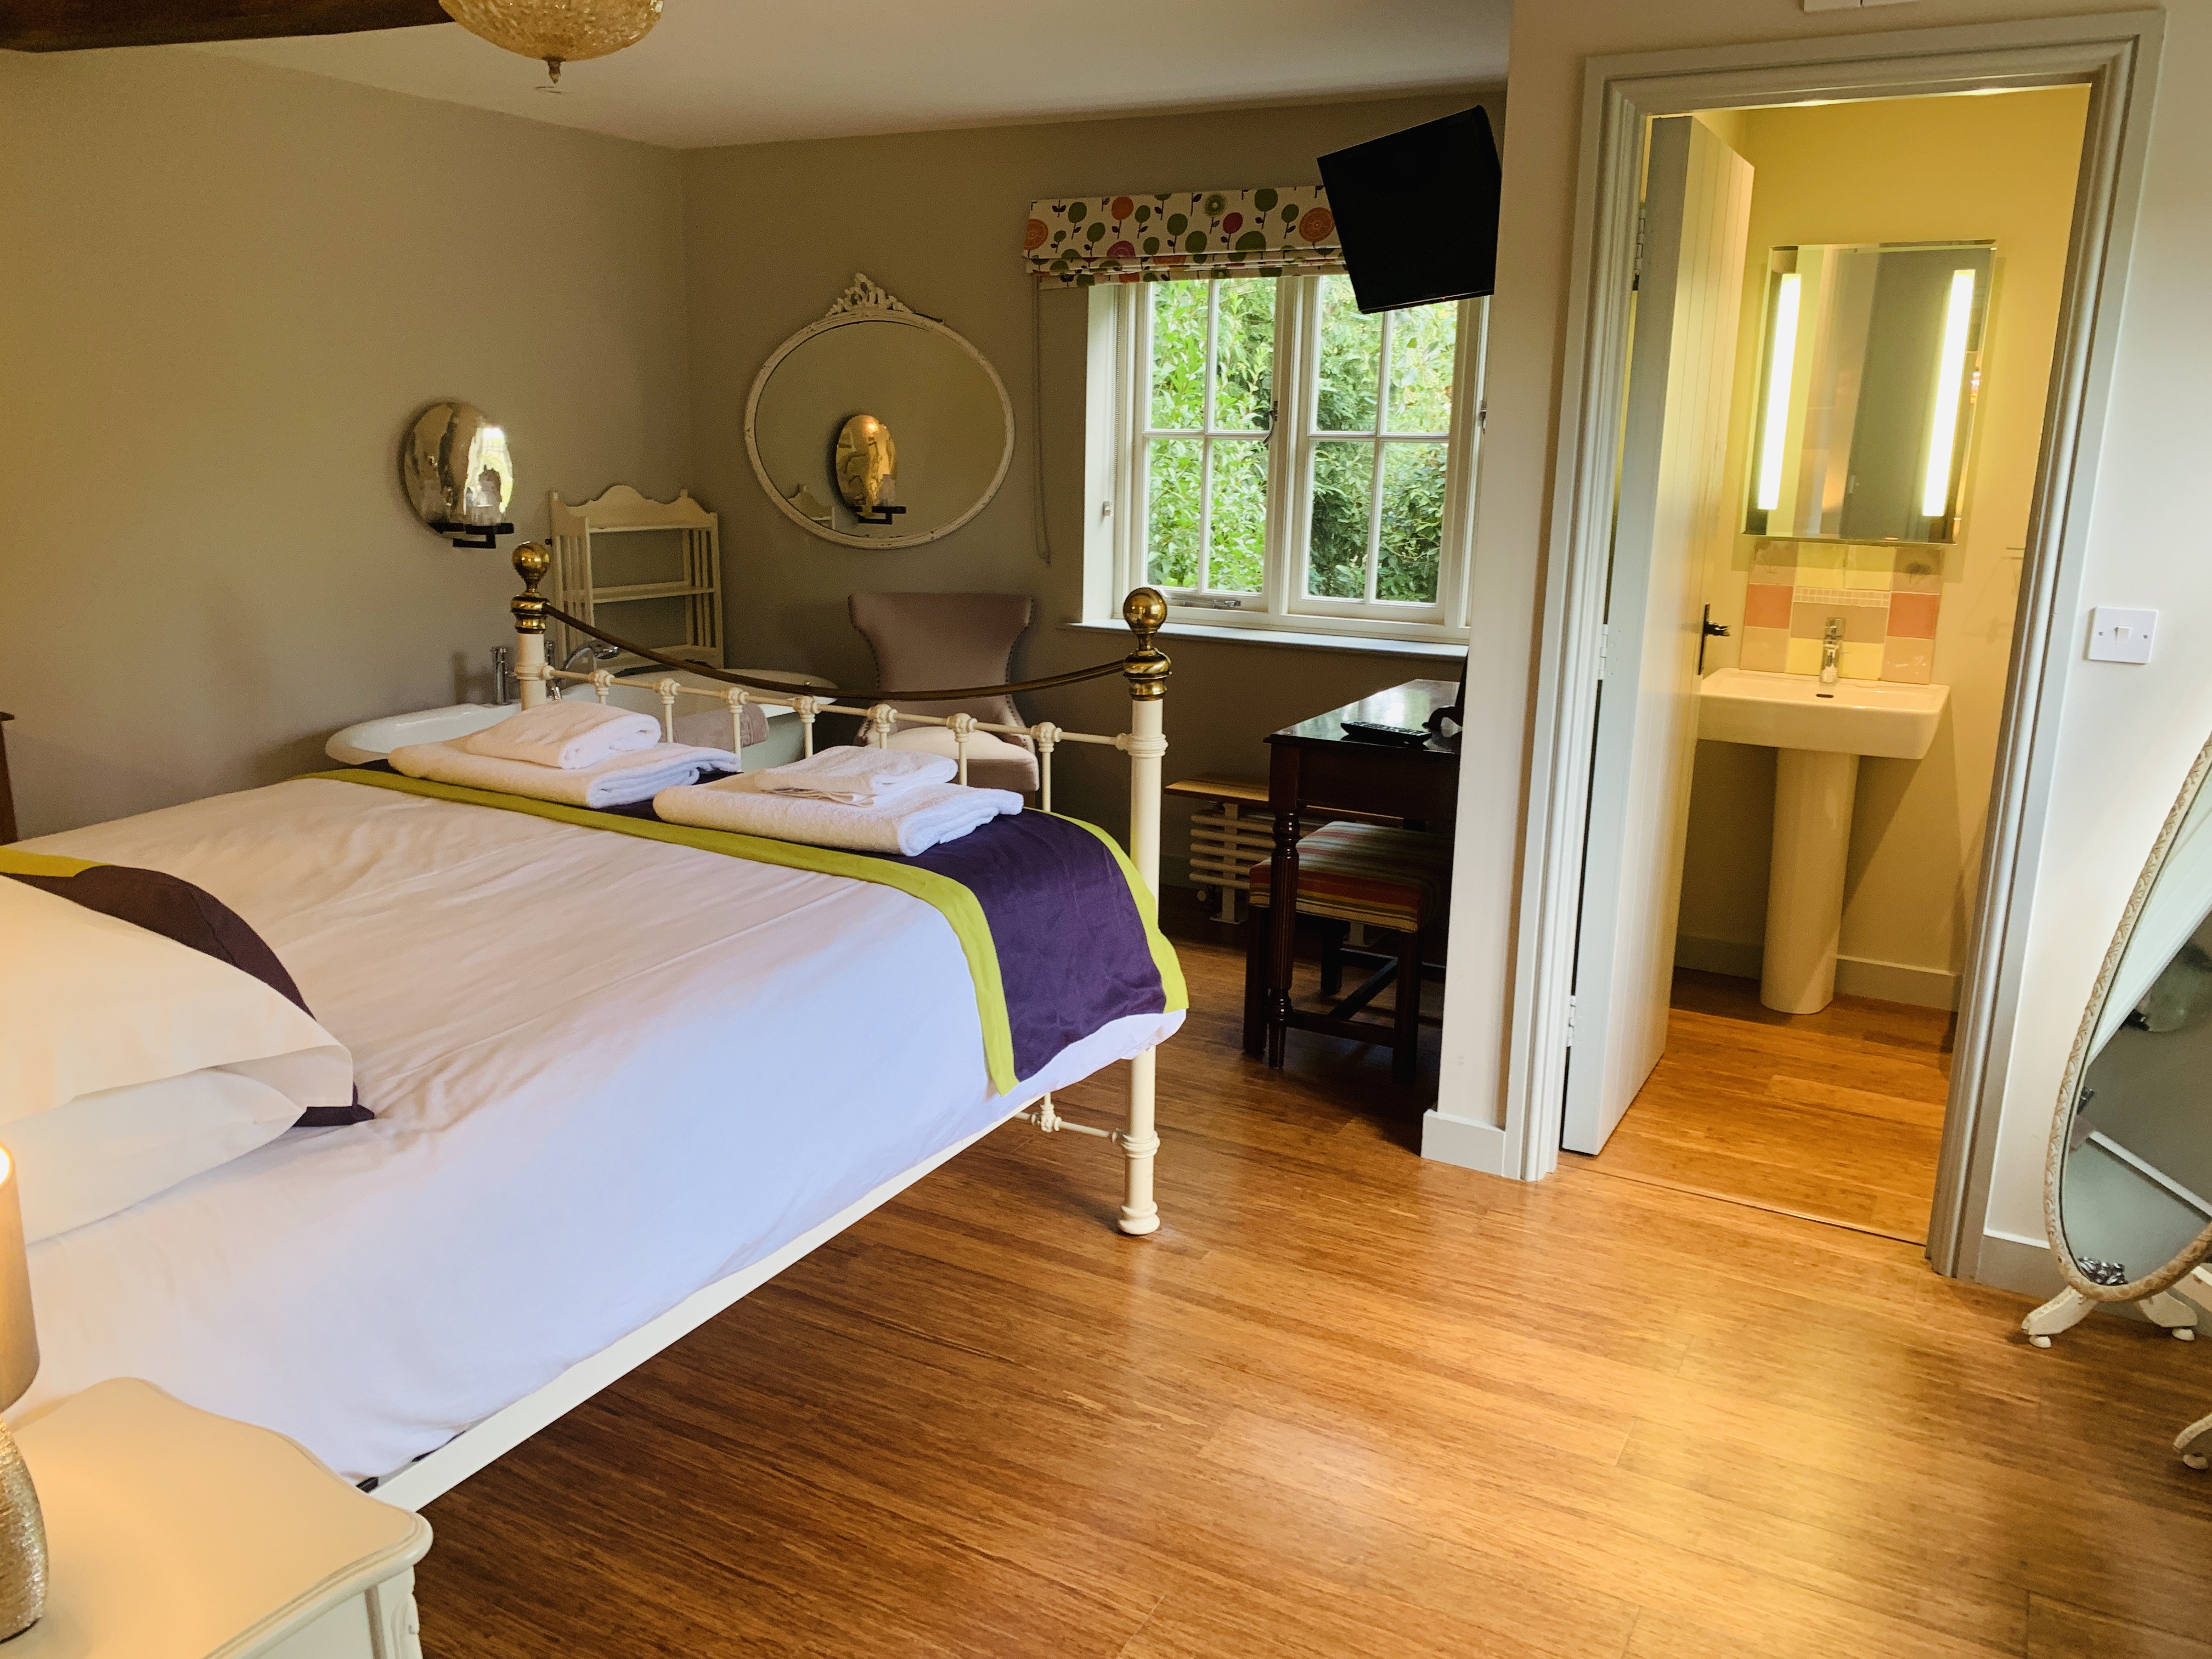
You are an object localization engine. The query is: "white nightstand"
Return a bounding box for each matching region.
[9,1379,431,1658]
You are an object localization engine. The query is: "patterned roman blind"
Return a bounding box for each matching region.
[1024,188,1341,286]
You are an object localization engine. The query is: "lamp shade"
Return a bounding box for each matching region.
[0,1153,37,1414]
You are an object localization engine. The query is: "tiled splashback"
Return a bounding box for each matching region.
[1737,540,1941,684]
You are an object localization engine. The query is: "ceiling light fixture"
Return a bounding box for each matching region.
[437,0,662,87]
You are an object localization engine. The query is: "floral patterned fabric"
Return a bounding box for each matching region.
[1025,188,1342,286]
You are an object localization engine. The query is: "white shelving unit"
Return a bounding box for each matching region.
[546,484,721,672]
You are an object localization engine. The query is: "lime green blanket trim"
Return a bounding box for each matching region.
[0,849,101,878]
[1048,814,1189,1015]
[304,768,1020,1093]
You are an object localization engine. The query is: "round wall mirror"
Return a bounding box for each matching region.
[2047,731,2212,1302]
[744,274,1013,550]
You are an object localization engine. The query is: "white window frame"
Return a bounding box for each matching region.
[1085,274,1485,647]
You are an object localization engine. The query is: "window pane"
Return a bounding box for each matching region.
[1377,443,1448,603]
[1208,438,1267,592]
[1315,274,1381,433]
[1307,439,1373,599]
[1149,284,1207,430]
[1146,438,1202,586]
[1212,280,1275,431]
[1386,303,1457,435]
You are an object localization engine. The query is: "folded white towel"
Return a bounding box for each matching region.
[653,773,1019,855]
[751,745,957,805]
[464,700,662,769]
[389,740,740,809]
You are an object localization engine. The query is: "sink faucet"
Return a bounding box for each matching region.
[1818,616,1844,697]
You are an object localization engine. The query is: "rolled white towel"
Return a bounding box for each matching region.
[464,700,662,769]
[390,740,740,809]
[654,774,1018,856]
[751,745,956,805]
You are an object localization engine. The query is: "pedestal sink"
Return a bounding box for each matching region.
[1699,668,1950,1014]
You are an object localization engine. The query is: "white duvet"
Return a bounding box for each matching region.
[16,778,1180,1483]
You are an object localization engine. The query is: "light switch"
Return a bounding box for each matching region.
[2088,606,2157,664]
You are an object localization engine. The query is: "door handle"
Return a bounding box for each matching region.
[1698,603,1730,674]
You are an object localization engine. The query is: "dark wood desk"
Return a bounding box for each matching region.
[1259,679,1460,1066]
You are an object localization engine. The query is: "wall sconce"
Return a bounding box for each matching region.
[401,401,516,548]
[834,414,906,526]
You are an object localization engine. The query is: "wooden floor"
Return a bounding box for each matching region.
[1571,970,1955,1244]
[417,901,2212,1658]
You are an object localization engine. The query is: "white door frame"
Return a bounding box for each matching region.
[1503,13,2164,1282]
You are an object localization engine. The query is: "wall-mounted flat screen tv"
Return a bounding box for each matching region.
[1318,106,1502,314]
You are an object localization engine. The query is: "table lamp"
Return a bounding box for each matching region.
[0,1147,43,1639]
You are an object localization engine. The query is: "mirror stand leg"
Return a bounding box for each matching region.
[2176,1408,2212,1471]
[2021,1288,2095,1348]
[2021,1283,2204,1348]
[2139,1290,2199,1339]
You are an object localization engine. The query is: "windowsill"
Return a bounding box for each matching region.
[1063,619,1466,661]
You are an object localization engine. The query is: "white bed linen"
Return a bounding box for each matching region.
[18,778,1181,1483]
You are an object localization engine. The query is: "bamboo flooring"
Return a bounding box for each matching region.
[1571,970,1955,1244]
[415,899,2212,1658]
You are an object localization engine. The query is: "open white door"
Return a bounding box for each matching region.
[1561,116,1754,1155]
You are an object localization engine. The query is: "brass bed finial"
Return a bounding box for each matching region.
[1121,586,1170,701]
[511,540,552,634]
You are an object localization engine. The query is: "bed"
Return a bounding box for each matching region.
[12,551,1181,1506]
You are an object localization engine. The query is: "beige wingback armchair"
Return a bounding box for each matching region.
[848,592,1041,797]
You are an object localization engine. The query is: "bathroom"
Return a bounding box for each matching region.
[1566,84,2092,1241]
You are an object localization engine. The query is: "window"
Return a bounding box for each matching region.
[1092,273,1484,644]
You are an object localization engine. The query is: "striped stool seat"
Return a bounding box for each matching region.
[1247,822,1452,930]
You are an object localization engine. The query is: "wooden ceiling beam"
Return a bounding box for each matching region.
[0,1,452,52]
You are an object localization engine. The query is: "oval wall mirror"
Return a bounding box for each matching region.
[2046,730,2212,1303]
[744,273,1013,550]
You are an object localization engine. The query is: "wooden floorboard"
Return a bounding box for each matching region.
[415,900,2212,1657]
[1574,969,1955,1242]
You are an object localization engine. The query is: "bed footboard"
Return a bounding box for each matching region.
[509,546,1176,1237]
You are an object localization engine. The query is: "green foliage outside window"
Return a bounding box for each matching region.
[1379,443,1449,602]
[1208,438,1267,592]
[1150,285,1206,430]
[1308,441,1371,600]
[1142,274,1462,608]
[1214,282,1274,431]
[1386,303,1457,435]
[1146,437,1201,588]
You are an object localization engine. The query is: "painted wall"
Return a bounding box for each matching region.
[1434,0,2212,1276]
[1675,88,2090,1008]
[680,90,1499,851]
[0,49,691,837]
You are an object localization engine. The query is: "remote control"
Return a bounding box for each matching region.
[1341,720,1432,747]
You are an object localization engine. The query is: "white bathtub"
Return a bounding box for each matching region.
[325,668,825,771]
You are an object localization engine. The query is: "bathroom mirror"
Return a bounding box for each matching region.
[744,273,1013,550]
[2046,731,2212,1304]
[1743,241,1994,545]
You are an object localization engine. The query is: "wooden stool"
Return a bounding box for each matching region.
[1243,821,1451,1084]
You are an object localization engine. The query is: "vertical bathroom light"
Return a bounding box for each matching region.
[1921,268,1978,518]
[1755,272,1802,514]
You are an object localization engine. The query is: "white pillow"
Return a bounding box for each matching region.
[0,878,353,1242]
